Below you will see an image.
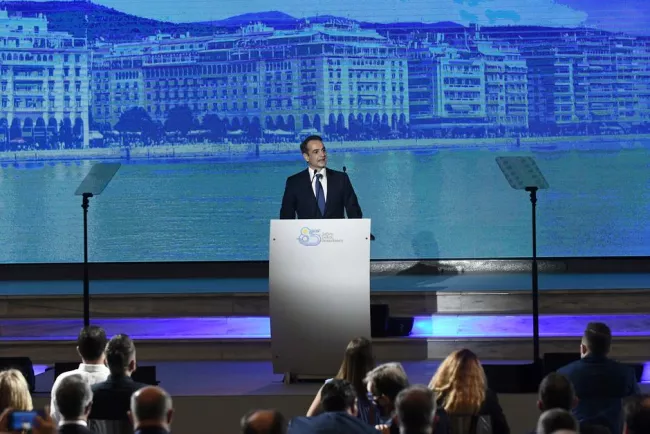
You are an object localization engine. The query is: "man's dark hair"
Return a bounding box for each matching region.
[624,394,650,434]
[583,322,612,356]
[396,385,437,434]
[320,379,356,412]
[364,362,410,403]
[77,326,107,361]
[538,373,575,411]
[55,374,92,420]
[241,409,285,434]
[299,135,322,154]
[105,334,136,376]
[536,408,578,434]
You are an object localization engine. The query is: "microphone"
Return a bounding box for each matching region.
[343,166,347,173]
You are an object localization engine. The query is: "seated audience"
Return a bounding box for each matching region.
[288,379,377,434]
[89,334,148,430]
[129,386,173,434]
[623,394,650,434]
[536,409,578,434]
[307,337,377,425]
[0,369,33,413]
[241,410,286,434]
[533,373,609,434]
[428,349,509,434]
[51,326,110,424]
[56,374,93,434]
[557,322,639,433]
[395,385,438,434]
[365,362,410,426]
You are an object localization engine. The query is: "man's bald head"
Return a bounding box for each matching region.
[130,386,173,428]
[241,410,285,434]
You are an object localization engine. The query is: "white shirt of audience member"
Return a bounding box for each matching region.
[50,363,110,425]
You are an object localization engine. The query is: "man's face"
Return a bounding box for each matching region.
[303,139,327,169]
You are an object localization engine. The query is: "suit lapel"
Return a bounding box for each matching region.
[303,169,322,218]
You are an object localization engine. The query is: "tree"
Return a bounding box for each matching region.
[115,107,157,145]
[164,105,195,136]
[202,114,226,140]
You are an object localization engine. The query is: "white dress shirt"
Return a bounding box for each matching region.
[50,363,110,425]
[309,167,327,202]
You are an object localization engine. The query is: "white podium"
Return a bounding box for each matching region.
[269,218,372,380]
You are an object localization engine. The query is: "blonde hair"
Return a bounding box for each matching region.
[0,369,33,411]
[428,349,486,414]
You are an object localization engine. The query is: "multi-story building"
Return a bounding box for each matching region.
[92,21,410,137]
[0,10,90,148]
[478,26,650,131]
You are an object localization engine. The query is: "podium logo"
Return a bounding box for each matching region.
[298,227,321,246]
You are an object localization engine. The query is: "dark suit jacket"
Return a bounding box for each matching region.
[437,389,509,434]
[89,374,149,421]
[59,423,93,434]
[280,168,362,219]
[288,412,378,434]
[557,354,639,433]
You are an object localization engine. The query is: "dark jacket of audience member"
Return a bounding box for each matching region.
[89,334,148,422]
[557,323,639,434]
[530,373,610,434]
[288,379,379,434]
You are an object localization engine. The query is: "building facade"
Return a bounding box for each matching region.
[0,10,90,148]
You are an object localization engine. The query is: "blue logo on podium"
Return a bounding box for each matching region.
[298,227,321,246]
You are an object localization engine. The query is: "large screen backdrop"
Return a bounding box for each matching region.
[0,0,648,263]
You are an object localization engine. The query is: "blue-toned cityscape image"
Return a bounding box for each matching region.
[0,0,648,263]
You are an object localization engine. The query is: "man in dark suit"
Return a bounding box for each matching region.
[280,135,362,220]
[55,374,93,434]
[288,379,378,434]
[129,386,173,434]
[558,322,639,434]
[89,334,148,424]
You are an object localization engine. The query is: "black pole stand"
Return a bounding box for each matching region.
[525,186,540,366]
[82,192,93,327]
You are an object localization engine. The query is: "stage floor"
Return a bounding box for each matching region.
[2,314,650,341]
[1,272,650,295]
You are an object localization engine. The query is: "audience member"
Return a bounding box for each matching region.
[557,322,638,433]
[429,349,509,434]
[395,385,437,434]
[0,369,33,413]
[365,362,409,424]
[242,410,286,434]
[307,337,376,424]
[623,394,650,434]
[129,386,173,434]
[51,326,109,424]
[288,379,377,434]
[536,409,578,434]
[56,374,93,434]
[533,373,610,434]
[89,334,148,422]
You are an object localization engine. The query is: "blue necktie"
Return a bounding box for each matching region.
[315,173,325,216]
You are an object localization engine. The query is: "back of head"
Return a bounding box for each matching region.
[537,408,578,434]
[130,386,173,427]
[538,373,574,411]
[582,322,612,357]
[364,362,410,403]
[77,326,107,362]
[396,385,437,434]
[624,394,650,434]
[56,374,93,421]
[336,337,374,399]
[105,334,136,377]
[429,349,486,414]
[320,379,356,413]
[241,410,285,434]
[0,369,33,411]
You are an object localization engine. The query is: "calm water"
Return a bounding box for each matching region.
[1,143,649,263]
